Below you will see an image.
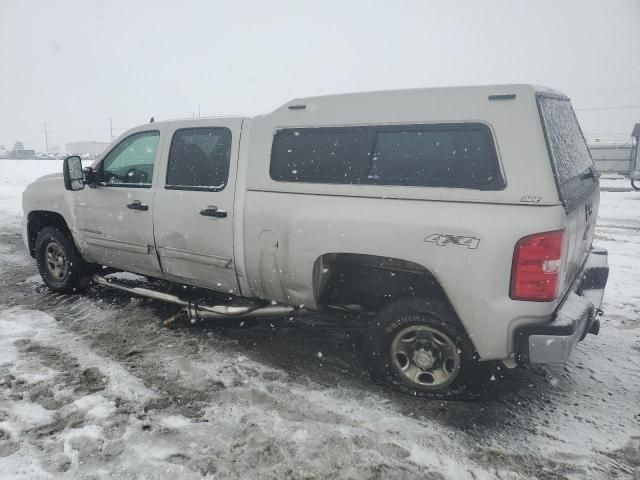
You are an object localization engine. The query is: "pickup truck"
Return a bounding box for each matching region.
[22,84,609,397]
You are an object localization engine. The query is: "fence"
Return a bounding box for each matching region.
[589,141,637,175]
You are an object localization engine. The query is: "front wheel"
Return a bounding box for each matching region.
[35,226,90,293]
[363,298,488,398]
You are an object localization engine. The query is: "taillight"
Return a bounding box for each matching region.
[510,230,564,302]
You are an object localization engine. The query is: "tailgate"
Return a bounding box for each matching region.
[537,94,600,295]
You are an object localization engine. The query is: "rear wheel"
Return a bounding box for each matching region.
[632,178,640,191]
[35,226,90,293]
[364,297,487,398]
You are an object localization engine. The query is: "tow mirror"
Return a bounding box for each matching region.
[63,156,85,191]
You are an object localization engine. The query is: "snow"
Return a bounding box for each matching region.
[0,160,62,230]
[0,308,157,403]
[159,415,192,429]
[7,402,55,431]
[595,187,640,325]
[0,161,638,478]
[73,394,117,420]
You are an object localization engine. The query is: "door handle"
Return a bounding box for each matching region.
[199,205,227,218]
[127,200,149,211]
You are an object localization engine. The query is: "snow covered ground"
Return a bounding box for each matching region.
[0,160,638,479]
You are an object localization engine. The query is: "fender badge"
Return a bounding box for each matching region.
[424,234,480,250]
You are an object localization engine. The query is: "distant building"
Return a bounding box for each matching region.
[8,149,36,159]
[65,141,111,156]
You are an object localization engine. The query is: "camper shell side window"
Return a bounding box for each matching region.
[269,123,505,190]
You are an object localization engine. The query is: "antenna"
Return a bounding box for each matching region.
[149,117,155,124]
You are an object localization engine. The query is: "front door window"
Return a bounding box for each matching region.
[101,131,160,187]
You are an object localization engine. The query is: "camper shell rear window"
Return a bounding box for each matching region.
[537,94,597,211]
[270,123,505,190]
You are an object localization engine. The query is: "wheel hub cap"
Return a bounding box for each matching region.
[45,242,67,279]
[413,349,437,369]
[390,325,461,390]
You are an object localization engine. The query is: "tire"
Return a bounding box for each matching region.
[35,226,89,293]
[363,297,487,398]
[632,179,640,191]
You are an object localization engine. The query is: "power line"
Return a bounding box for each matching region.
[0,127,126,136]
[575,105,640,112]
[586,132,635,136]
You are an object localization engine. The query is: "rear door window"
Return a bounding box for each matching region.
[270,123,504,190]
[166,127,232,191]
[537,95,596,210]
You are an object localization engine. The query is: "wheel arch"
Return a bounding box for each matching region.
[26,211,72,258]
[312,252,456,313]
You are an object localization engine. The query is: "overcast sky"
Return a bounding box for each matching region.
[1,0,639,151]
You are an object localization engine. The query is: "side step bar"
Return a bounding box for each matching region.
[92,275,298,319]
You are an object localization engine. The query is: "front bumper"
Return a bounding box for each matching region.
[22,217,30,254]
[514,247,609,364]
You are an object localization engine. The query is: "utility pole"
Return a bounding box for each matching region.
[44,122,49,152]
[109,118,114,141]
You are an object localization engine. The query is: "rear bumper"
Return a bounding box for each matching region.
[514,247,609,364]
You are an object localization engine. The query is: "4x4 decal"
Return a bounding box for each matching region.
[424,234,480,250]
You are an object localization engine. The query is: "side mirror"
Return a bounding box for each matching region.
[63,156,85,191]
[83,166,98,187]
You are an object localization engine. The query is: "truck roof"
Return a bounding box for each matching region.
[143,115,247,128]
[146,84,566,127]
[273,84,566,114]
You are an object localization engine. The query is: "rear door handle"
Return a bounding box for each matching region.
[199,205,227,218]
[127,200,149,211]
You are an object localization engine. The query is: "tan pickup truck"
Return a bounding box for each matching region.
[22,85,609,397]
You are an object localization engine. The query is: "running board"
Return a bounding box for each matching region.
[92,275,297,319]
